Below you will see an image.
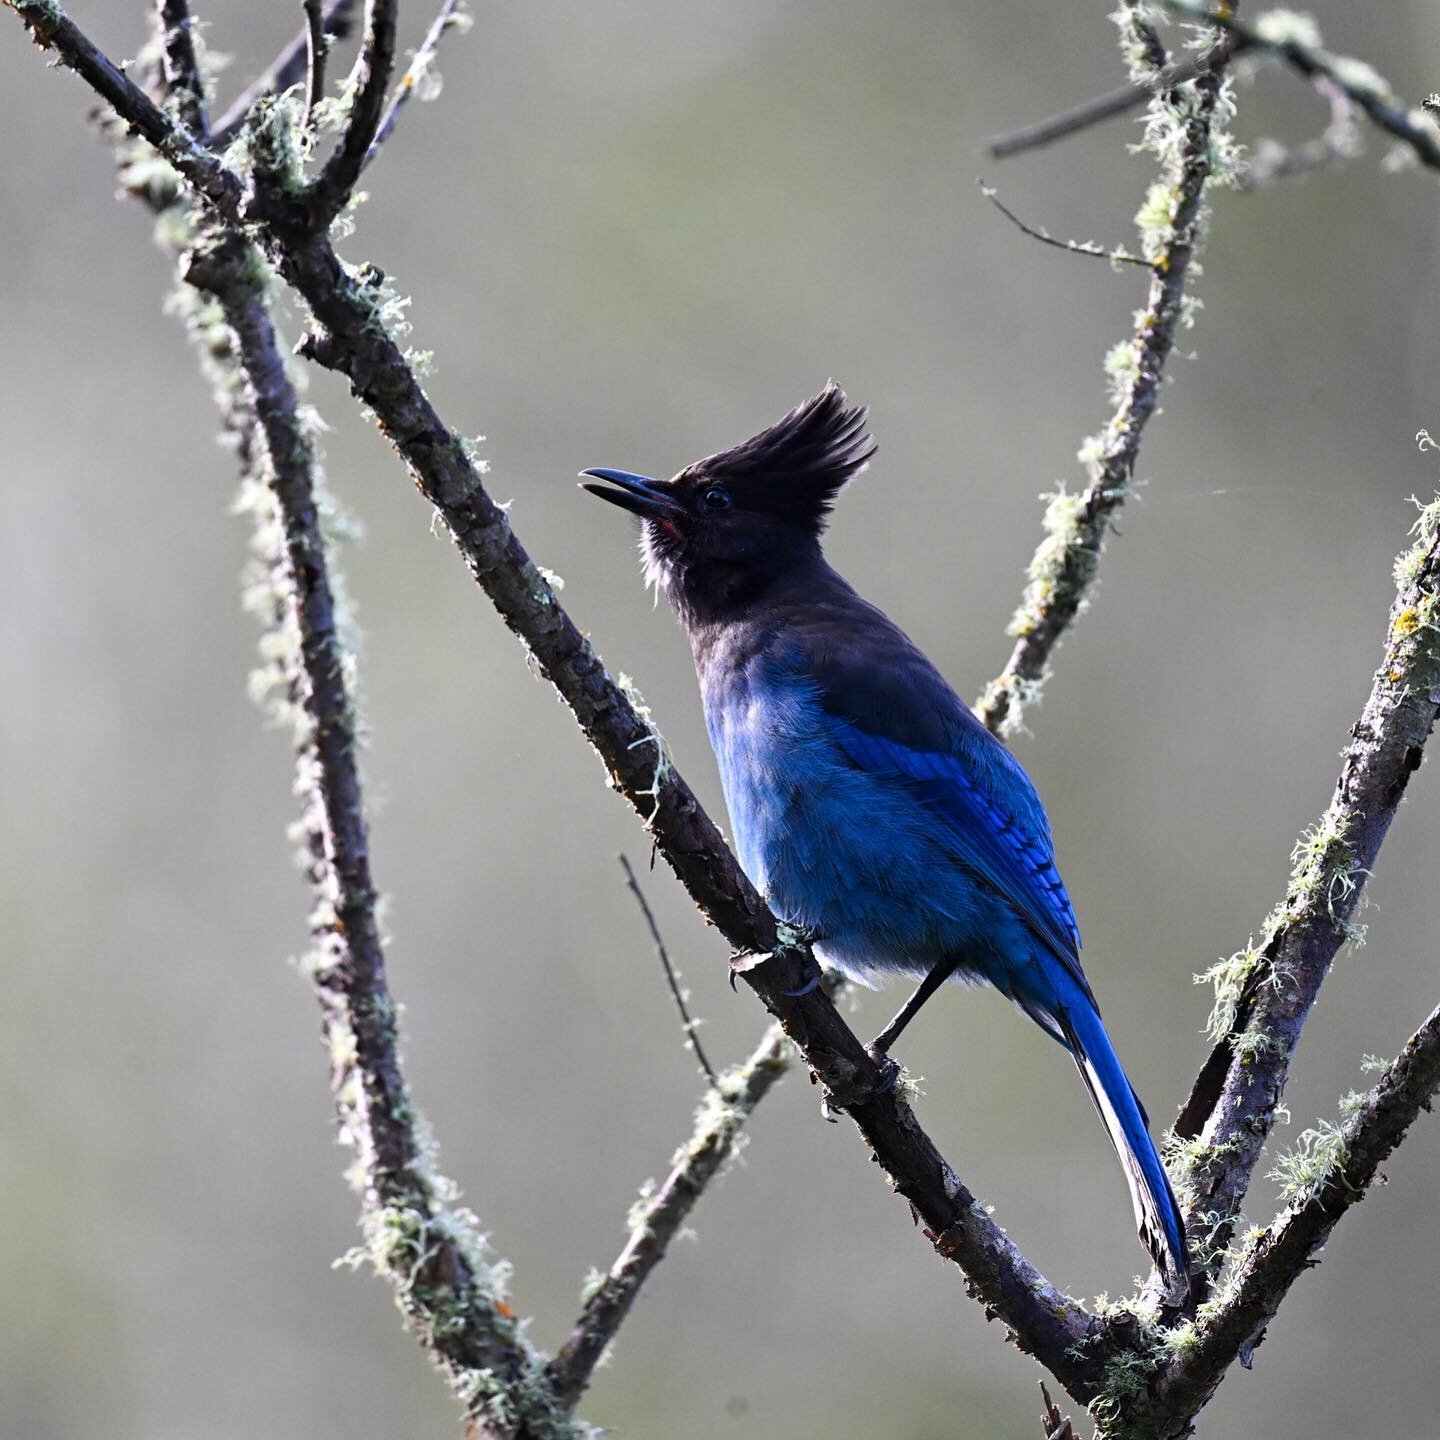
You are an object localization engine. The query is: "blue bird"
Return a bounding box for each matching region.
[583,383,1190,1290]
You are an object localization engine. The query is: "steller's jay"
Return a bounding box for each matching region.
[583,382,1190,1290]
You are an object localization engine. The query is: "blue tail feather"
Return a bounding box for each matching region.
[1051,980,1190,1292]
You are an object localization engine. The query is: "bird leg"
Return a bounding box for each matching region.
[868,958,960,1056]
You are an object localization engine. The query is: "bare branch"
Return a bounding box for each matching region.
[1171,501,1440,1286]
[303,0,328,126]
[985,38,1244,160]
[305,0,398,227]
[1137,1001,1440,1436]
[363,0,468,171]
[619,852,718,1086]
[976,12,1234,735]
[1160,1,1440,175]
[979,179,1150,269]
[547,1019,794,1406]
[154,0,208,138]
[209,0,358,147]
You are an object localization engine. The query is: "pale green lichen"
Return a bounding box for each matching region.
[617,672,674,823]
[1006,486,1098,640]
[1253,9,1323,49]
[1268,1118,1350,1205]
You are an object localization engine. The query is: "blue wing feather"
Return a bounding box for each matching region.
[829,723,1087,989]
[765,599,1090,999]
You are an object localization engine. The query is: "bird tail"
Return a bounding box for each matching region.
[1055,989,1192,1297]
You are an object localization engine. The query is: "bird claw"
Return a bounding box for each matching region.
[866,1051,901,1097]
[779,963,822,998]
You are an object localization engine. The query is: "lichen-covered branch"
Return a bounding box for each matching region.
[209,0,358,147]
[9,0,1105,1404]
[1133,1002,1440,1438]
[976,8,1237,736]
[11,0,242,217]
[176,224,576,1439]
[1162,2,1440,175]
[1170,499,1440,1282]
[304,0,397,227]
[546,1021,794,1407]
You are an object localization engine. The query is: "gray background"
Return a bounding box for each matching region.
[4,3,1439,1437]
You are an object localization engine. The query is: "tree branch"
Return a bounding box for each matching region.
[363,0,468,172]
[976,9,1235,736]
[984,36,1245,161]
[209,0,358,147]
[176,222,576,1438]
[6,0,1105,1402]
[1160,2,1440,176]
[1171,501,1440,1284]
[154,0,208,138]
[1136,1001,1440,1437]
[619,852,718,1086]
[303,0,328,126]
[10,0,242,218]
[546,1018,794,1406]
[305,0,397,227]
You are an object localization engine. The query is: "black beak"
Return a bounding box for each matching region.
[580,468,684,520]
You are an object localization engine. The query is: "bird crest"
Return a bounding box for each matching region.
[681,381,876,534]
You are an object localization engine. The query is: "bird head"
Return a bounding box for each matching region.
[582,382,875,623]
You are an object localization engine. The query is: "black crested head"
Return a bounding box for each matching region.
[682,381,875,536]
[582,383,875,627]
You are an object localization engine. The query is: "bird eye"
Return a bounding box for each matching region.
[701,486,731,512]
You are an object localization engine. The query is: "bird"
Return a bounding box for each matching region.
[581,382,1190,1292]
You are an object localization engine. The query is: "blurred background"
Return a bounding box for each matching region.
[3,3,1440,1437]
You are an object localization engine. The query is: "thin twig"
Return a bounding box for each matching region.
[303,0,328,126]
[363,0,467,171]
[619,852,717,1085]
[546,1017,796,1405]
[976,10,1234,736]
[305,0,398,228]
[979,179,1150,269]
[154,0,208,138]
[209,0,358,147]
[1169,502,1440,1292]
[985,38,1246,160]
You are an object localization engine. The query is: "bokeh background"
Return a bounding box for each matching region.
[4,3,1440,1437]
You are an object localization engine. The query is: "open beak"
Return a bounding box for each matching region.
[580,468,684,520]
